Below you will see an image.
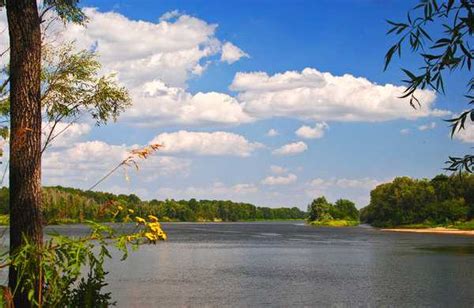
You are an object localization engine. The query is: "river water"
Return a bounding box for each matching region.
[3,222,474,307]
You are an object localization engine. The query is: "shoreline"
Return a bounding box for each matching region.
[382,227,474,236]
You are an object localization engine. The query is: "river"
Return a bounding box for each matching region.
[2,222,474,306]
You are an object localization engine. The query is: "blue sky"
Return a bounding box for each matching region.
[2,1,471,209]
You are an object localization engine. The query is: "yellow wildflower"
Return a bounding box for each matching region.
[135,216,146,225]
[148,215,158,222]
[148,222,161,232]
[144,232,157,243]
[128,209,134,214]
[118,205,123,211]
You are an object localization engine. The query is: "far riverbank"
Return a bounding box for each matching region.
[382,227,474,236]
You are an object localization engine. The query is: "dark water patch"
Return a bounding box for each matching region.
[418,245,474,255]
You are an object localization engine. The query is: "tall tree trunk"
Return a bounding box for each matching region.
[6,0,43,306]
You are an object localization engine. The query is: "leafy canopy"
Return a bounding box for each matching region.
[384,0,474,172]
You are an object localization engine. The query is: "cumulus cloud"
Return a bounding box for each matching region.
[295,122,328,139]
[305,177,385,207]
[124,80,252,126]
[150,130,263,157]
[272,141,308,156]
[266,128,279,137]
[418,122,436,131]
[309,177,381,190]
[270,165,288,174]
[59,8,222,88]
[231,68,447,122]
[45,8,250,127]
[220,42,249,64]
[42,122,91,149]
[261,173,297,185]
[42,140,191,186]
[400,128,410,135]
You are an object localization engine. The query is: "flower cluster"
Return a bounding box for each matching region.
[135,215,167,243]
[104,202,167,244]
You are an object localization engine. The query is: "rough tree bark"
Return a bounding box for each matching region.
[6,0,43,306]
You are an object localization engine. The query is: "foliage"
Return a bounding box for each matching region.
[384,0,474,172]
[0,43,131,155]
[360,173,474,227]
[0,205,167,307]
[41,0,86,24]
[0,186,306,224]
[307,196,359,224]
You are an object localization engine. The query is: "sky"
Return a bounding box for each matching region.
[1,0,473,209]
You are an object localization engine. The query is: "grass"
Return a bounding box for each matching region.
[449,220,474,230]
[309,219,359,227]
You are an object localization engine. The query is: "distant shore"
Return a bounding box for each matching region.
[382,227,474,236]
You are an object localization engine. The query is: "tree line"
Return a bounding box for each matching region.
[0,186,307,224]
[360,174,474,227]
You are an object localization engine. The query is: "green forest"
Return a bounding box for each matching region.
[0,186,307,224]
[360,174,474,228]
[1,173,472,228]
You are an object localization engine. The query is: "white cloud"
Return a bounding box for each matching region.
[305,177,385,207]
[453,123,474,143]
[159,10,181,22]
[48,8,252,127]
[42,122,91,149]
[1,11,452,128]
[124,80,252,126]
[42,140,191,187]
[261,173,297,185]
[59,8,223,88]
[150,130,263,157]
[272,141,308,156]
[231,68,447,122]
[266,128,279,137]
[270,165,288,174]
[400,128,410,135]
[418,122,436,131]
[308,177,381,190]
[295,122,328,139]
[220,42,249,64]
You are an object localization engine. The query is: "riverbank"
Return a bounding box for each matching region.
[382,227,474,236]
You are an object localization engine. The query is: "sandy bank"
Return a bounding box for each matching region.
[382,227,474,236]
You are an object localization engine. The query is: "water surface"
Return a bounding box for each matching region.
[4,222,474,307]
[103,222,474,307]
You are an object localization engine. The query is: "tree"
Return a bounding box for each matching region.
[307,196,332,221]
[1,1,86,305]
[333,199,359,221]
[384,0,474,172]
[360,174,474,227]
[5,2,44,306]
